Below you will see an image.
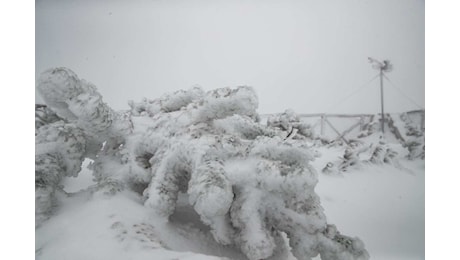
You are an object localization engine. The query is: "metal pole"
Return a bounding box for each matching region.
[379,69,385,133]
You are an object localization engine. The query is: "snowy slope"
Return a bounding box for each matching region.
[37,142,424,260]
[35,189,232,260]
[311,147,424,260]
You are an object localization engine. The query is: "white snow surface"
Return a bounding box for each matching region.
[38,143,424,260]
[311,147,424,260]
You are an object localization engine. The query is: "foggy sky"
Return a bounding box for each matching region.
[36,0,424,114]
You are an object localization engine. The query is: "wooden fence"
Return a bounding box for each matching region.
[296,110,425,145]
[297,113,372,145]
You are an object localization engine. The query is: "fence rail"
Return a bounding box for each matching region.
[263,110,425,145]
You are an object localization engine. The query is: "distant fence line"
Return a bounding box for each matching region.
[262,110,425,145]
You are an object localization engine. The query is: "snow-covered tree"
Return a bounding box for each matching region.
[267,109,315,140]
[35,119,86,226]
[368,139,399,166]
[338,148,360,172]
[36,67,369,260]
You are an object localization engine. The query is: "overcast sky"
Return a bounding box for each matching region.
[36,0,424,114]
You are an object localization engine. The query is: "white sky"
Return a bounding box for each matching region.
[36,0,424,114]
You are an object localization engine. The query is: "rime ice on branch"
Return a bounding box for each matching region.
[35,67,369,260]
[35,118,87,226]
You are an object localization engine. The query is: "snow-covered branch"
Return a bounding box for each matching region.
[35,67,369,260]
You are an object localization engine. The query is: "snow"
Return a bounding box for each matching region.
[35,69,423,259]
[311,147,424,260]
[38,142,424,260]
[35,191,226,260]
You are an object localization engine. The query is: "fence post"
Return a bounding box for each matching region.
[359,116,364,131]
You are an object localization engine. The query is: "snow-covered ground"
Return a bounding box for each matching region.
[311,146,424,260]
[36,141,424,260]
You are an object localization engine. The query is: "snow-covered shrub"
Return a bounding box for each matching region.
[338,148,360,172]
[195,86,259,122]
[267,109,314,139]
[35,120,86,226]
[399,112,425,160]
[213,114,276,139]
[35,104,61,133]
[406,140,424,160]
[37,67,132,158]
[128,86,205,116]
[368,140,399,166]
[322,143,371,174]
[322,137,403,176]
[36,67,369,260]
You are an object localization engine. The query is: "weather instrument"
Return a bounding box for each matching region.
[368,57,392,133]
